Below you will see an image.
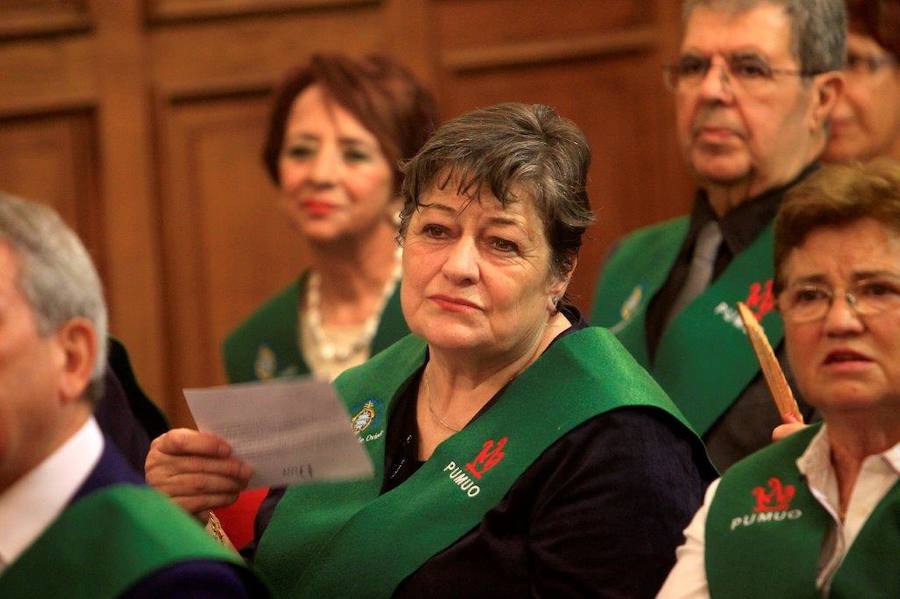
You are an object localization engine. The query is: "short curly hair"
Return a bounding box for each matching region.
[399,102,594,281]
[775,158,900,293]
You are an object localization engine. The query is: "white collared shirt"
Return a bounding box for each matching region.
[657,425,900,598]
[0,417,103,574]
[799,426,900,593]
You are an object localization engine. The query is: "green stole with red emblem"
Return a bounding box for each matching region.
[705,424,900,598]
[0,485,252,598]
[252,328,698,598]
[591,217,783,435]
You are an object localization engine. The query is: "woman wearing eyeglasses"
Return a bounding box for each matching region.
[658,159,900,599]
[823,0,900,163]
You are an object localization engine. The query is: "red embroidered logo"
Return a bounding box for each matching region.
[745,279,776,321]
[465,436,508,480]
[752,477,796,512]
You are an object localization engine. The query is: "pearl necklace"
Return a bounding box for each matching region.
[305,247,402,362]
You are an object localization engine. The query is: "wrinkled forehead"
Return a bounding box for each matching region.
[418,178,548,238]
[421,177,534,219]
[426,167,537,211]
[780,220,900,282]
[681,2,795,61]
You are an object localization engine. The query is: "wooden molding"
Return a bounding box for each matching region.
[0,1,92,40]
[158,76,274,105]
[442,26,656,73]
[0,94,96,120]
[145,0,379,24]
[0,109,103,266]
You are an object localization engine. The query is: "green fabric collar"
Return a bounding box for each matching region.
[593,220,782,435]
[706,424,900,598]
[0,485,252,598]
[254,328,696,597]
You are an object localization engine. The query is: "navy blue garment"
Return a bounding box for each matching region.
[72,439,265,598]
[253,306,714,597]
[94,338,169,475]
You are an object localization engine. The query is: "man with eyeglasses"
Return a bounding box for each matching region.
[823,0,900,163]
[591,0,845,471]
[659,159,900,599]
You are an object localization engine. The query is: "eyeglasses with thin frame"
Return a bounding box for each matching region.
[663,52,821,95]
[845,52,897,76]
[778,274,900,323]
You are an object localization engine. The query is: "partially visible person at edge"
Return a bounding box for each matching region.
[0,193,266,598]
[823,0,900,163]
[659,159,900,599]
[97,337,169,473]
[216,54,437,548]
[590,0,845,471]
[147,102,716,597]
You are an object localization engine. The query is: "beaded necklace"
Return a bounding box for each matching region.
[304,247,402,363]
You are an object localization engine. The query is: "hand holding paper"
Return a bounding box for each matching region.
[184,377,374,488]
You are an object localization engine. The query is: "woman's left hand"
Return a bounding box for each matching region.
[145,428,253,523]
[772,413,807,443]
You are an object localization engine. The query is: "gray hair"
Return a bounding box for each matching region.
[682,0,847,74]
[0,192,108,404]
[399,102,594,281]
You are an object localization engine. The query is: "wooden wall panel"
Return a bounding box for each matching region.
[437,56,674,311]
[91,0,169,413]
[0,111,104,270]
[0,35,96,116]
[145,0,378,23]
[433,0,692,313]
[149,8,383,92]
[436,0,649,49]
[156,93,306,425]
[0,0,693,424]
[0,0,91,39]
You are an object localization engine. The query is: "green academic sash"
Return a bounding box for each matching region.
[222,273,409,383]
[706,424,900,598]
[0,485,254,598]
[591,218,784,435]
[253,328,699,598]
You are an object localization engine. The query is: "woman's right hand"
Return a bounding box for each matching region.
[145,428,254,523]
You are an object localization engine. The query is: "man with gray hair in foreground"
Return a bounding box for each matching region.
[0,193,264,597]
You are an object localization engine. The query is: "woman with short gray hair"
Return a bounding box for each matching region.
[148,103,715,597]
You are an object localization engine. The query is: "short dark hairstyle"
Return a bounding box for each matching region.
[262,54,438,193]
[682,0,847,74]
[775,158,900,292]
[846,0,900,58]
[399,102,594,281]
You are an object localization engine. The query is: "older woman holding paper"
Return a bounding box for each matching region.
[147,102,715,597]
[659,159,900,599]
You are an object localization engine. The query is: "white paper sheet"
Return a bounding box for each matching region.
[184,377,374,488]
